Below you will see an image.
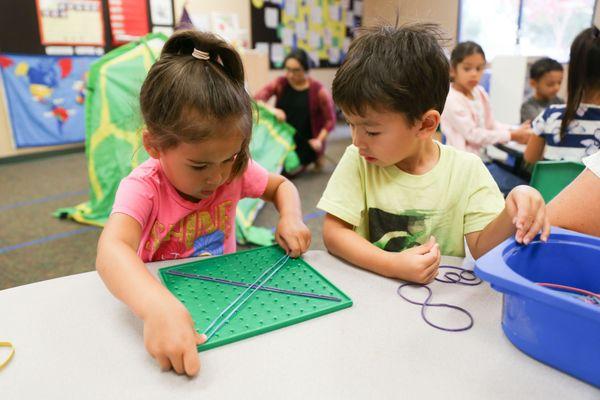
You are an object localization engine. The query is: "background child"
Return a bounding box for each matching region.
[96,30,311,377]
[520,57,564,123]
[524,27,600,164]
[318,24,549,284]
[441,41,533,156]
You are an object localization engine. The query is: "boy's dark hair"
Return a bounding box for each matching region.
[450,41,485,69]
[560,27,600,140]
[529,57,563,80]
[139,29,252,179]
[284,48,310,71]
[332,24,450,124]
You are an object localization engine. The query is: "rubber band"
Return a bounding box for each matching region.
[397,265,483,332]
[0,341,15,370]
[203,254,290,341]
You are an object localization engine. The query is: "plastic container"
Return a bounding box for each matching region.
[529,161,585,202]
[475,227,600,387]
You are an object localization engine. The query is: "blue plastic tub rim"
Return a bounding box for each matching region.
[474,227,600,322]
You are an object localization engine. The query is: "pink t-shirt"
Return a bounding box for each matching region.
[111,158,269,262]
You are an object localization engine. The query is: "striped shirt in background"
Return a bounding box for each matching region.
[532,104,600,161]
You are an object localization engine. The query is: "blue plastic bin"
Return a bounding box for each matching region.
[475,227,600,387]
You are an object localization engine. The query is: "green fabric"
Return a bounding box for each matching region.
[316,143,505,257]
[55,34,298,246]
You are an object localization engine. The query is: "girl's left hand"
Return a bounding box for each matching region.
[275,216,311,258]
[505,185,551,244]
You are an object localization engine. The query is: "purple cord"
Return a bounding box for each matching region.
[396,265,483,332]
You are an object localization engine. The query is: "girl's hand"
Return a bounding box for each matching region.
[275,215,311,258]
[505,185,550,245]
[510,123,534,144]
[143,295,206,376]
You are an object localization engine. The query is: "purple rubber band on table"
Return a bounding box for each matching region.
[396,265,483,332]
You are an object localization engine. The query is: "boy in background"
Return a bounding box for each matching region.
[520,57,564,123]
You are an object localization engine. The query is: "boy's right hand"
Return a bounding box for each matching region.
[389,237,441,284]
[143,296,206,376]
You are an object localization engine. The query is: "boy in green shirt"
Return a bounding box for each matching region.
[317,24,550,284]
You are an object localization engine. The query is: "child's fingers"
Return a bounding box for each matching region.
[156,355,172,372]
[523,211,546,244]
[183,346,200,377]
[169,352,185,375]
[420,243,439,265]
[275,233,290,255]
[195,333,207,345]
[541,215,551,242]
[413,236,436,254]
[287,236,303,258]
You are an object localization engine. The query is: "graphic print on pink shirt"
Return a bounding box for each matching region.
[111,158,269,262]
[145,200,233,260]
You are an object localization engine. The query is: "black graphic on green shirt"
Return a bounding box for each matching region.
[369,208,434,252]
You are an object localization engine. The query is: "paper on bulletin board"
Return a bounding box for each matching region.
[354,1,363,16]
[36,0,105,46]
[270,43,284,65]
[265,7,279,29]
[109,0,150,45]
[149,0,173,25]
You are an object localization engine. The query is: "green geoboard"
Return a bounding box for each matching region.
[158,246,353,351]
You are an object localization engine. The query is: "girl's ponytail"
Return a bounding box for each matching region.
[559,27,600,141]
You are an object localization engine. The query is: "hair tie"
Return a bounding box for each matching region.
[192,48,210,61]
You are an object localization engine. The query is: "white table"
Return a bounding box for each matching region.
[0,251,597,399]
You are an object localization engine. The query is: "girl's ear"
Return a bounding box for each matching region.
[142,130,161,159]
[417,109,441,138]
[449,65,456,80]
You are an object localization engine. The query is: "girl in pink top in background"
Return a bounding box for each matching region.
[95,30,310,377]
[441,41,533,157]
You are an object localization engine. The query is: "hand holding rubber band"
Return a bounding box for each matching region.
[396,266,483,332]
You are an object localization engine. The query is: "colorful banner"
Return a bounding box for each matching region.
[0,54,96,147]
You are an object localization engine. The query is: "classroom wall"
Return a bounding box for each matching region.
[363,0,460,45]
[178,0,340,94]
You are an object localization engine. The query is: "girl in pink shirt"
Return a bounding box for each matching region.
[441,41,533,156]
[96,30,310,377]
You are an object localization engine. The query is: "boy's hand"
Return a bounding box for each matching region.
[275,215,311,258]
[143,296,206,376]
[505,185,550,244]
[390,236,441,284]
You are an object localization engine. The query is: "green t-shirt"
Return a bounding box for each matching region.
[317,142,505,257]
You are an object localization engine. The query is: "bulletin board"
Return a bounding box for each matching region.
[250,0,363,69]
[36,0,105,47]
[0,0,176,56]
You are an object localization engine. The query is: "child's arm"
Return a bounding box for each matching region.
[548,168,600,236]
[261,173,311,257]
[323,213,441,283]
[465,185,551,259]
[96,213,205,376]
[524,134,546,164]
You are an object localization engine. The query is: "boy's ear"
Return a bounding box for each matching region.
[529,78,538,89]
[142,130,161,159]
[417,110,440,137]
